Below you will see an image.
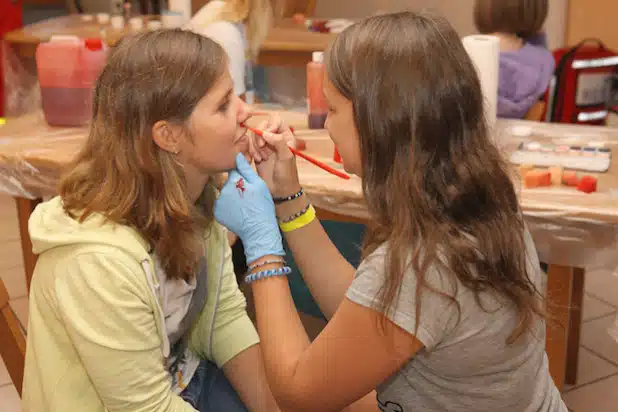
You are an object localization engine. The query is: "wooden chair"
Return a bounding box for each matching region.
[524,101,547,122]
[0,278,26,396]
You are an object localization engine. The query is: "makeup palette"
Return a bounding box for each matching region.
[510,142,612,173]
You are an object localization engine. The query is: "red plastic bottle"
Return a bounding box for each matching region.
[307,51,328,129]
[36,36,107,126]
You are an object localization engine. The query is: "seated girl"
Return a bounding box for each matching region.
[474,0,555,119]
[22,30,279,412]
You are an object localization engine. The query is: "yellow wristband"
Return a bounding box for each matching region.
[279,204,316,233]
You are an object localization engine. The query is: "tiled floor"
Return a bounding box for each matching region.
[1,195,617,411]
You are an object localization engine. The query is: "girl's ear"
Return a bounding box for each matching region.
[152,121,182,154]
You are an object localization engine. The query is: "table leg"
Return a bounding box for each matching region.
[565,267,585,385]
[15,197,42,292]
[545,264,574,391]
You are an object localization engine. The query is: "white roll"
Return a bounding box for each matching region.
[462,35,500,129]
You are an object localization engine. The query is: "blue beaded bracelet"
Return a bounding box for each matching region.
[245,266,292,284]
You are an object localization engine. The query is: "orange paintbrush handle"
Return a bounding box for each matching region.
[241,124,350,180]
[288,147,350,180]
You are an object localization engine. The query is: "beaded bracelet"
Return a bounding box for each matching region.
[279,204,316,233]
[279,202,311,224]
[273,188,304,204]
[247,258,286,272]
[245,266,292,284]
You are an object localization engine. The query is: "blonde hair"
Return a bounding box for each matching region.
[474,0,548,39]
[60,30,225,281]
[207,0,275,60]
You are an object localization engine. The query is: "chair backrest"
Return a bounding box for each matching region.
[525,101,547,122]
[0,278,26,396]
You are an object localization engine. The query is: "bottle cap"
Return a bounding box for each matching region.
[312,51,324,63]
[84,38,103,51]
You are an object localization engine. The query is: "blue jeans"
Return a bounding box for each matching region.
[180,360,248,412]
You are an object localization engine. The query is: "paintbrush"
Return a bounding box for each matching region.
[241,123,350,180]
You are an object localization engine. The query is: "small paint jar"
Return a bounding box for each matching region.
[525,142,541,151]
[597,148,611,158]
[582,147,596,157]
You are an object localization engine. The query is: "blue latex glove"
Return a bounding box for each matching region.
[214,153,285,264]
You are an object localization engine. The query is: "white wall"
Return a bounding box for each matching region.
[315,0,567,49]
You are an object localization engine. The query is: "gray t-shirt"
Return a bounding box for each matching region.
[346,230,566,412]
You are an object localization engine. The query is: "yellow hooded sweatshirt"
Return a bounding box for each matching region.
[22,196,259,412]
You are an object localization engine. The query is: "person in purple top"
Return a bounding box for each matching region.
[474,0,555,119]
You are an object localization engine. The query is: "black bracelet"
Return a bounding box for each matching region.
[273,188,303,204]
[279,202,311,223]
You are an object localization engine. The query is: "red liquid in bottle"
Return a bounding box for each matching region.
[36,36,106,126]
[40,87,93,126]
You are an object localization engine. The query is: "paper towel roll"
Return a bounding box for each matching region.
[462,35,500,128]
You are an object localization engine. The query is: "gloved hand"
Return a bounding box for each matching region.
[214,153,285,264]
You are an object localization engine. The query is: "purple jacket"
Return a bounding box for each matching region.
[498,34,555,119]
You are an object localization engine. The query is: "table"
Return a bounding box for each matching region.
[3,15,334,65]
[2,113,618,390]
[1,16,335,117]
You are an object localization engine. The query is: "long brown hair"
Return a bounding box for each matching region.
[60,29,225,281]
[326,12,544,343]
[474,0,548,39]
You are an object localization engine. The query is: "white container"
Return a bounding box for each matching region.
[168,0,192,22]
[161,11,186,28]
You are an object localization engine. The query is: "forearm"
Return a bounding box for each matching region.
[276,193,356,319]
[249,263,311,404]
[223,344,280,412]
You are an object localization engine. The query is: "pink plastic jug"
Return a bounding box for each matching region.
[36,36,107,126]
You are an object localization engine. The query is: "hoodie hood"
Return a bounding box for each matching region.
[498,43,555,119]
[29,196,151,263]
